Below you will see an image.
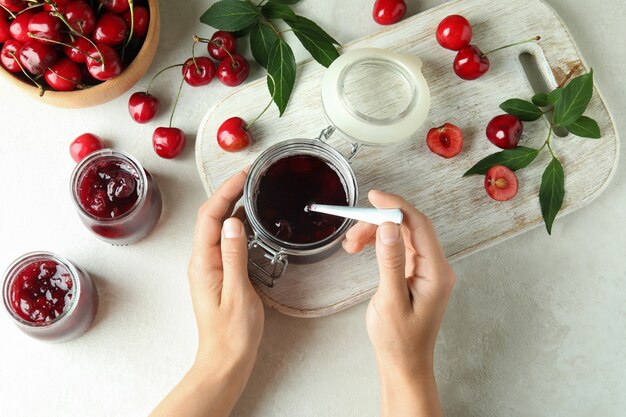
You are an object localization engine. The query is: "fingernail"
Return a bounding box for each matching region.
[223,218,242,238]
[379,223,399,245]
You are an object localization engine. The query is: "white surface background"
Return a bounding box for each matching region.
[1,0,624,416]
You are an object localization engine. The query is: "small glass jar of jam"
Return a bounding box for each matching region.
[244,138,359,285]
[2,252,98,342]
[70,149,163,245]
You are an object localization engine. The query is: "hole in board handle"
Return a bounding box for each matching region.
[519,52,568,138]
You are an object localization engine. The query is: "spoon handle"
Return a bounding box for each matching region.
[307,203,403,226]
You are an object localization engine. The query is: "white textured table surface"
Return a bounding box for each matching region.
[0,1,624,416]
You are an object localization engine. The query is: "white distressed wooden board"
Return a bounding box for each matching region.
[196,0,620,318]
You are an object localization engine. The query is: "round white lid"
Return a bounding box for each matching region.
[321,48,431,147]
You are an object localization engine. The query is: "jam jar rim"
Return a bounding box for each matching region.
[2,251,82,328]
[70,148,149,224]
[244,138,359,255]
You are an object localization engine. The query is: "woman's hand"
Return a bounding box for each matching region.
[151,169,264,417]
[343,190,456,417]
[188,169,264,372]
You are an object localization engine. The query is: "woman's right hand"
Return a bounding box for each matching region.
[343,190,456,417]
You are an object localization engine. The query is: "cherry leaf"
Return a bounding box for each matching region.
[463,147,540,176]
[250,22,278,69]
[539,157,565,235]
[200,0,260,31]
[267,38,296,116]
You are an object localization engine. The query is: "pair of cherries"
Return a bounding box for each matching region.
[127,31,251,159]
[436,14,539,80]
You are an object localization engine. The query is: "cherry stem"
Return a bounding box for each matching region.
[146,63,184,95]
[262,16,281,37]
[16,3,44,15]
[247,73,276,130]
[484,36,541,56]
[191,38,199,72]
[169,75,185,128]
[125,0,134,47]
[0,4,16,19]
[8,51,44,96]
[47,66,80,85]
[27,32,101,62]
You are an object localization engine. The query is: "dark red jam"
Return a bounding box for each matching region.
[78,159,140,219]
[9,260,74,324]
[256,154,348,244]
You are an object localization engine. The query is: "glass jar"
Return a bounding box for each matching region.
[70,149,163,245]
[244,48,430,287]
[2,252,98,342]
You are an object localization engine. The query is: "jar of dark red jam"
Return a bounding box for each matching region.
[244,138,359,286]
[2,252,98,342]
[70,149,162,245]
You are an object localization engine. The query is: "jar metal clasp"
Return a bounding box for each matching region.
[247,235,288,287]
[316,126,363,163]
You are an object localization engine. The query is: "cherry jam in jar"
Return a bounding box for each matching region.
[2,252,98,342]
[71,149,162,245]
[256,154,348,244]
[244,139,358,270]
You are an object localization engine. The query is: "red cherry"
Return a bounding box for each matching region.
[0,13,9,44]
[43,0,74,13]
[0,39,23,72]
[93,13,128,46]
[436,15,472,51]
[216,54,249,87]
[99,0,130,14]
[152,127,186,159]
[8,9,35,43]
[372,0,407,25]
[18,41,57,75]
[182,57,215,87]
[217,117,253,152]
[484,165,519,201]
[486,114,523,149]
[85,44,121,81]
[65,1,96,35]
[63,36,91,63]
[70,133,104,163]
[0,0,26,13]
[453,45,490,80]
[44,58,82,91]
[426,123,463,158]
[128,92,159,123]
[122,6,149,38]
[28,11,64,44]
[207,31,237,61]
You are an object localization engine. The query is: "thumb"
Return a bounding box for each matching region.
[375,223,410,303]
[220,217,251,296]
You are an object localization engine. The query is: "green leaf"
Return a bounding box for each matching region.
[284,15,340,46]
[267,38,296,116]
[548,88,563,105]
[539,157,565,235]
[499,99,543,121]
[463,147,540,176]
[567,116,601,139]
[532,93,549,107]
[261,2,295,20]
[554,69,594,127]
[200,0,260,32]
[284,15,339,67]
[269,0,301,4]
[250,22,279,69]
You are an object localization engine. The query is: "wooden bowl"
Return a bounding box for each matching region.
[0,0,160,108]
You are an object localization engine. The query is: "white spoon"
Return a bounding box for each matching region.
[305,203,403,226]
